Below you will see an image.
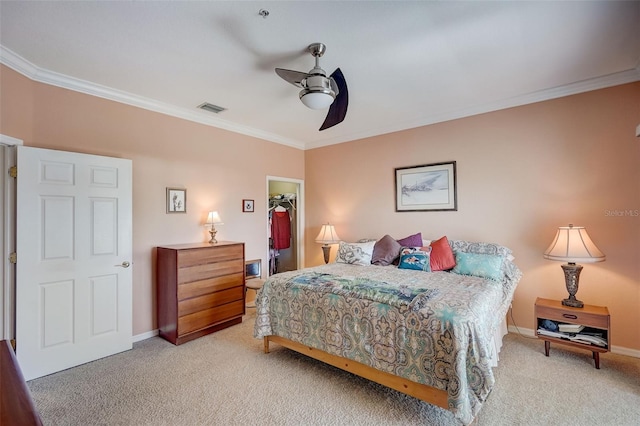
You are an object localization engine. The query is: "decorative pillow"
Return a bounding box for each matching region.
[335,241,376,266]
[449,240,513,259]
[429,236,456,271]
[398,247,431,271]
[396,232,423,247]
[400,246,432,255]
[451,252,504,281]
[371,235,402,266]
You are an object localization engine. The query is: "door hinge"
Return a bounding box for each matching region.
[9,252,16,264]
[10,339,16,351]
[8,166,17,178]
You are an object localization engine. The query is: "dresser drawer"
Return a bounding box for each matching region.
[178,286,244,317]
[178,259,244,284]
[178,300,244,335]
[177,244,243,267]
[178,272,243,300]
[536,304,609,329]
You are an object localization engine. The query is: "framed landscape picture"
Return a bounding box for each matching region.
[395,162,457,212]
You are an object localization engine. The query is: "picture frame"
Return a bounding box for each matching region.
[395,161,457,212]
[242,199,255,213]
[166,188,187,213]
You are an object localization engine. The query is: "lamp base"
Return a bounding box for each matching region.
[561,263,584,308]
[562,297,584,308]
[208,227,218,244]
[321,245,331,264]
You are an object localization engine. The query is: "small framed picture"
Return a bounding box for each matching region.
[242,199,254,213]
[167,188,187,213]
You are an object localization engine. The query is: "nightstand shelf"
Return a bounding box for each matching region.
[535,297,610,369]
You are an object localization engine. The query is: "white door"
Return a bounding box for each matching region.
[16,146,132,380]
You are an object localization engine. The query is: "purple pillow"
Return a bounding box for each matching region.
[396,232,423,247]
[371,235,402,266]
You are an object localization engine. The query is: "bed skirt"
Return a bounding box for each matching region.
[488,318,508,368]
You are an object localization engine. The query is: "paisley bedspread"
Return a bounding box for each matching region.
[254,254,521,425]
[285,271,439,310]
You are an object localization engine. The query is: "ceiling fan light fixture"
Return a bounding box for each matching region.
[299,91,335,109]
[275,42,348,128]
[299,74,336,109]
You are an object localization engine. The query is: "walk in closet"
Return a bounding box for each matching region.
[268,194,297,275]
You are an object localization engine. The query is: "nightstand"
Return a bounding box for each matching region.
[535,297,610,369]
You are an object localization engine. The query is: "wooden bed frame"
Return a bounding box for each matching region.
[263,335,449,410]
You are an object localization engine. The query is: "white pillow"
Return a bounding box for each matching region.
[335,241,375,266]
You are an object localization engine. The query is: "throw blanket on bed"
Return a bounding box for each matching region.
[286,272,439,311]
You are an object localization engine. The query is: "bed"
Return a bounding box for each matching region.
[254,238,522,425]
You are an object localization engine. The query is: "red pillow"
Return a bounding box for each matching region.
[429,236,456,271]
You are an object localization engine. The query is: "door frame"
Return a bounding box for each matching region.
[0,134,22,342]
[266,176,304,271]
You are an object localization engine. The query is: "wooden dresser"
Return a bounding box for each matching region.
[156,241,245,345]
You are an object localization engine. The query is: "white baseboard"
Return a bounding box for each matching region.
[609,345,640,358]
[134,325,640,359]
[507,325,640,359]
[133,329,158,343]
[507,325,536,338]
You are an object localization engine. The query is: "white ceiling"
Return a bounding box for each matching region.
[1,1,639,150]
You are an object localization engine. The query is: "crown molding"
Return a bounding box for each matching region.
[306,67,640,150]
[3,45,638,151]
[0,45,306,150]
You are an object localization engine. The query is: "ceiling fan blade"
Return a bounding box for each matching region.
[275,68,307,87]
[320,68,348,131]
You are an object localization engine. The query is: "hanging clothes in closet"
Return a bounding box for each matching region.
[268,195,297,275]
[271,206,291,250]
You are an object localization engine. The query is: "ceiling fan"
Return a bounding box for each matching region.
[275,43,348,131]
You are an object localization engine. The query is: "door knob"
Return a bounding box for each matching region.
[115,261,131,268]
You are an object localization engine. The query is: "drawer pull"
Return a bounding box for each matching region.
[562,314,578,320]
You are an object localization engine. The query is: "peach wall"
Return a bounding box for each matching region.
[0,65,304,336]
[305,82,640,353]
[2,62,639,353]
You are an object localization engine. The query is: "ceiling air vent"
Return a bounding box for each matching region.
[198,102,226,114]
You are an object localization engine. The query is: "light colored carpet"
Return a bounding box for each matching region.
[28,311,640,425]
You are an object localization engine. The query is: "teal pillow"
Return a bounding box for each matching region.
[398,251,431,272]
[452,252,503,281]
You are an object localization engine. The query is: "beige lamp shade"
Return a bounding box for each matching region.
[543,224,605,263]
[205,211,223,225]
[315,224,341,244]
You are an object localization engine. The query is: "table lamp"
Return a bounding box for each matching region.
[205,211,223,244]
[543,224,605,308]
[315,223,341,264]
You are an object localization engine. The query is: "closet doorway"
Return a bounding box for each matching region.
[266,176,304,276]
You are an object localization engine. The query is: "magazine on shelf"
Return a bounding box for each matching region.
[558,324,585,333]
[537,328,607,347]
